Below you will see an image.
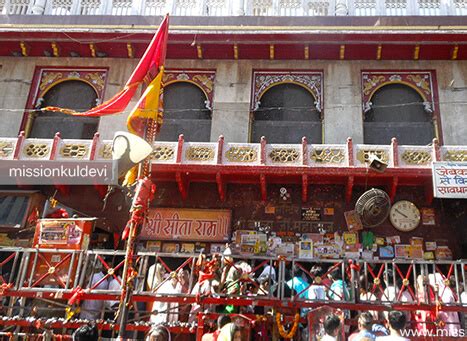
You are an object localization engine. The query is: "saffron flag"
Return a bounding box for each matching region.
[42,15,169,117]
[126,67,164,136]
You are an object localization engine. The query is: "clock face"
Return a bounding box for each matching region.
[389,200,421,232]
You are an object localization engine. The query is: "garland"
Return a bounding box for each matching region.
[276,312,300,339]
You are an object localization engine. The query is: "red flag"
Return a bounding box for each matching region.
[42,15,169,117]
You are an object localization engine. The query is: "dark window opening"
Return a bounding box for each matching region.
[364,84,435,145]
[30,80,99,139]
[0,195,30,228]
[158,82,212,142]
[252,83,322,144]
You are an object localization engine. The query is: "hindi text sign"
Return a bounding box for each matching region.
[432,162,467,199]
[141,208,231,241]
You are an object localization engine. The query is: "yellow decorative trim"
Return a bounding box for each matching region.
[127,43,134,58]
[413,45,420,60]
[60,144,89,158]
[233,44,239,60]
[0,141,14,158]
[150,146,175,161]
[20,42,28,57]
[51,42,59,57]
[197,44,203,59]
[401,150,432,165]
[186,146,215,161]
[269,148,300,163]
[23,143,50,158]
[89,43,96,58]
[376,45,382,60]
[270,44,274,60]
[304,45,309,60]
[444,150,467,162]
[339,45,345,60]
[311,148,345,164]
[225,146,258,163]
[451,45,459,60]
[99,144,112,159]
[367,80,430,104]
[357,149,389,164]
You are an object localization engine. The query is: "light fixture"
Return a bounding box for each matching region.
[96,51,108,58]
[112,131,153,178]
[43,50,52,57]
[70,51,81,57]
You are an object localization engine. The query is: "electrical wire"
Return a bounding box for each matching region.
[0,100,466,114]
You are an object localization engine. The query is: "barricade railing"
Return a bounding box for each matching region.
[0,247,467,336]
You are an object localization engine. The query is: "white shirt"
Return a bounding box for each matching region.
[308,284,326,300]
[80,272,108,320]
[106,276,122,309]
[383,287,413,321]
[258,265,277,282]
[150,279,180,325]
[321,334,337,341]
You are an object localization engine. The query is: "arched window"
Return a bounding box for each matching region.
[30,80,99,139]
[158,82,212,142]
[252,83,322,144]
[364,84,435,145]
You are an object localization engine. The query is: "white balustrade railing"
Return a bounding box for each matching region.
[1,133,465,169]
[3,0,464,15]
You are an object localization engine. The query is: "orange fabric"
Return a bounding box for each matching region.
[42,15,169,117]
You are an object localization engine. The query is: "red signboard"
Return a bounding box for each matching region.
[141,208,231,242]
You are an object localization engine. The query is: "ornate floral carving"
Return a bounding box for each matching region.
[443,150,467,162]
[39,72,63,92]
[163,70,215,111]
[269,148,300,163]
[401,150,432,165]
[151,146,175,161]
[407,74,431,95]
[252,71,323,112]
[60,144,89,158]
[311,148,345,164]
[0,141,14,158]
[362,75,386,95]
[185,146,215,161]
[225,146,258,163]
[24,143,49,158]
[35,68,107,103]
[99,143,112,159]
[85,72,106,91]
[356,149,389,164]
[361,71,435,114]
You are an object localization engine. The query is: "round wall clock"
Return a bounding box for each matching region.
[389,200,421,232]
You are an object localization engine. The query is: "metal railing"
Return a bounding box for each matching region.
[1,0,466,16]
[0,247,466,337]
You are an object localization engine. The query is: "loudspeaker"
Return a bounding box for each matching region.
[368,154,388,173]
[112,131,153,178]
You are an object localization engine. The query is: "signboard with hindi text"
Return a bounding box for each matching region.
[432,162,467,198]
[141,208,231,241]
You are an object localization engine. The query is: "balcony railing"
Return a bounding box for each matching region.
[1,132,466,170]
[1,0,466,16]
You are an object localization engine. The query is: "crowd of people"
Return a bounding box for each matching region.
[70,250,467,340]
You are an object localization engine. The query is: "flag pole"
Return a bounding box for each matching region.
[115,18,167,337]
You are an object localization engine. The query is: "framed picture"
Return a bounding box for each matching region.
[344,210,363,231]
[379,246,394,259]
[162,243,179,253]
[210,243,226,254]
[299,241,313,259]
[180,243,195,253]
[394,245,410,259]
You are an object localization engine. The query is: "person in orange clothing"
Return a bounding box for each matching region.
[202,315,232,341]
